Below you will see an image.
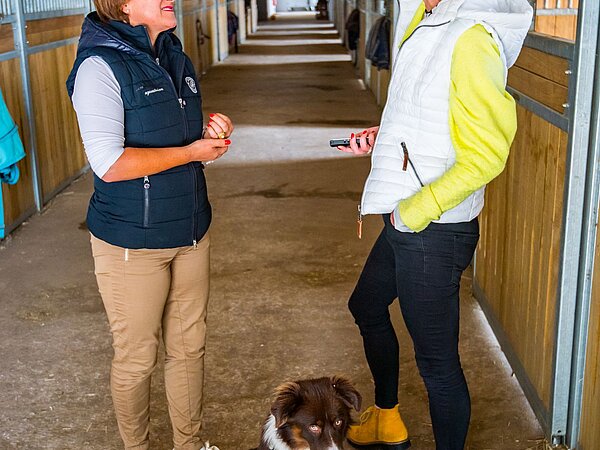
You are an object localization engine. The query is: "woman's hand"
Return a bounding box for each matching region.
[204,113,234,139]
[337,126,379,155]
[187,137,231,163]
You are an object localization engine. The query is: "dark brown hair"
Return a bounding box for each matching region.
[94,0,129,23]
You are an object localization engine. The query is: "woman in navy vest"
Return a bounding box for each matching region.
[66,0,231,448]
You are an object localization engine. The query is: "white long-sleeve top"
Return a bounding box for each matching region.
[71,56,125,179]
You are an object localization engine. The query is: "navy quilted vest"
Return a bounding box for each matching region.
[67,12,211,249]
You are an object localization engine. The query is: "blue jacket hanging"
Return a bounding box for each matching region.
[365,16,391,70]
[0,88,27,239]
[0,90,25,185]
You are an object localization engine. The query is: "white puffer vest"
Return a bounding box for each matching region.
[360,0,532,232]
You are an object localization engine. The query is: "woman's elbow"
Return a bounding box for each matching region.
[100,168,120,182]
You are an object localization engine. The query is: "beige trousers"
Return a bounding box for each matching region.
[91,233,210,450]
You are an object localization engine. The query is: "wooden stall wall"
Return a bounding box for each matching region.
[473,47,570,422]
[206,0,220,63]
[183,0,214,77]
[0,24,14,54]
[535,0,578,41]
[218,0,230,61]
[578,234,600,449]
[237,0,247,43]
[475,106,567,412]
[363,6,390,107]
[26,16,87,201]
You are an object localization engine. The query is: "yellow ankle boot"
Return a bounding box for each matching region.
[347,405,410,449]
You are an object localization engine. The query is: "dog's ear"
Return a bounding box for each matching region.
[271,381,302,428]
[330,376,362,411]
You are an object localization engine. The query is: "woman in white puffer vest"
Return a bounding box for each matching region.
[337,0,532,448]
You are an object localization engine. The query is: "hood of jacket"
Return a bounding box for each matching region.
[398,0,532,68]
[432,0,533,67]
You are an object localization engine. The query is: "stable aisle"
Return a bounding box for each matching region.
[0,13,544,449]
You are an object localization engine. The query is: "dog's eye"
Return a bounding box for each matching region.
[334,419,343,427]
[308,424,321,434]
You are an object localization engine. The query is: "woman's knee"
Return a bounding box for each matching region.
[416,358,466,390]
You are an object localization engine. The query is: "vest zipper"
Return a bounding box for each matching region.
[357,204,363,239]
[143,175,151,227]
[177,57,189,143]
[154,53,195,245]
[190,164,198,247]
[398,20,452,55]
[400,142,425,187]
[153,57,189,143]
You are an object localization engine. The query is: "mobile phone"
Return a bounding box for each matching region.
[329,137,370,147]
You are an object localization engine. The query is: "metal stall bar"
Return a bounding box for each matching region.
[215,0,221,60]
[13,0,43,212]
[550,0,599,445]
[361,0,371,87]
[567,16,600,448]
[176,0,185,50]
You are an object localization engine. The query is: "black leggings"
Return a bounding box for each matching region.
[348,215,479,450]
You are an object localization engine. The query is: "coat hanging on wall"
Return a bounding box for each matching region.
[0,88,26,239]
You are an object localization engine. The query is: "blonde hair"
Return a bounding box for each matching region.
[94,0,129,23]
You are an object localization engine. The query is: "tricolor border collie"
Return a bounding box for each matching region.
[254,376,362,450]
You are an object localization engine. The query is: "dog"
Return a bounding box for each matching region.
[253,375,362,450]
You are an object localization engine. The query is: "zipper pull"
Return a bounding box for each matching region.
[357,205,363,239]
[178,98,184,109]
[401,141,409,171]
[193,239,198,249]
[143,176,150,189]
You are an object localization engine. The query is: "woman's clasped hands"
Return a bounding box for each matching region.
[188,112,235,164]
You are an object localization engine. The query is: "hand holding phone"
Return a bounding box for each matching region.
[329,137,370,147]
[332,127,379,156]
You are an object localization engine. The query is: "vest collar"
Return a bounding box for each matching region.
[80,12,177,59]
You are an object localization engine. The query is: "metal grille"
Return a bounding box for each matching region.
[23,0,86,13]
[1,0,14,16]
[1,0,89,17]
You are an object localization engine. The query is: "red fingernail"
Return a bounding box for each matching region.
[209,113,215,117]
[225,139,231,145]
[351,133,355,138]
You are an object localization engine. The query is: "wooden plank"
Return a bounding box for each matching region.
[540,127,565,402]
[535,15,557,37]
[0,24,14,54]
[535,118,561,406]
[553,15,577,41]
[578,237,600,449]
[0,59,35,229]
[523,112,547,399]
[28,44,86,198]
[26,15,84,47]
[508,65,568,113]
[514,47,569,87]
[183,11,212,76]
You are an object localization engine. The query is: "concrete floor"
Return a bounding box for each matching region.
[0,13,545,450]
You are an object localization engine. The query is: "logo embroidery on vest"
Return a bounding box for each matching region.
[144,88,164,96]
[185,77,198,94]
